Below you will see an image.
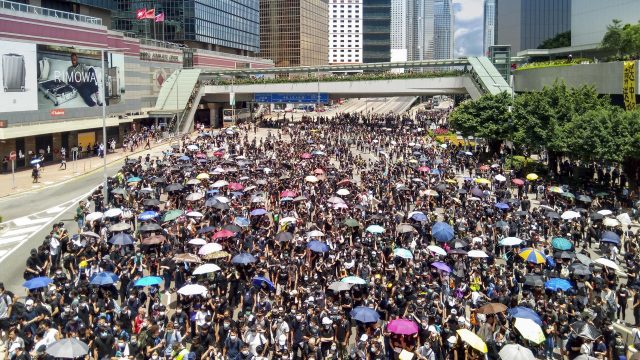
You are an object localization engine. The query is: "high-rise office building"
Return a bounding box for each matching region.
[496,0,571,53]
[571,0,640,47]
[390,0,407,51]
[483,0,496,55]
[391,0,434,61]
[433,0,454,59]
[329,0,363,64]
[37,0,261,55]
[362,0,391,63]
[260,0,329,67]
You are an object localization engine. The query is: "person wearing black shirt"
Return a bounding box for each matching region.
[93,327,115,360]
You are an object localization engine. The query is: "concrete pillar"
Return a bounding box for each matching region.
[52,133,62,161]
[207,103,221,128]
[24,136,36,158]
[118,124,127,147]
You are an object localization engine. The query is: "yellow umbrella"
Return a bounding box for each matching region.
[526,173,538,181]
[456,329,488,353]
[549,186,564,193]
[445,179,457,184]
[408,159,418,164]
[514,318,545,344]
[196,173,210,180]
[475,178,491,185]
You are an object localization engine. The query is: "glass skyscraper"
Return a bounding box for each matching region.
[483,0,496,55]
[362,0,391,63]
[259,0,329,67]
[433,0,453,59]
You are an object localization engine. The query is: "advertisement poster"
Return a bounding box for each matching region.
[0,40,38,112]
[36,44,125,110]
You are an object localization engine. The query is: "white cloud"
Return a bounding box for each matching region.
[453,0,483,22]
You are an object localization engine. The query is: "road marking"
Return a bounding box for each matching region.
[12,217,52,227]
[0,250,8,258]
[45,206,66,214]
[0,235,27,246]
[43,181,54,185]
[1,225,44,237]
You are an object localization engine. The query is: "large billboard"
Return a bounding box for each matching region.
[0,40,125,113]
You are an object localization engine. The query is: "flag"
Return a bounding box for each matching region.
[144,8,155,19]
[135,8,147,20]
[155,12,165,22]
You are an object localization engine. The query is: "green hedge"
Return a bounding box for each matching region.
[516,58,592,71]
[505,155,548,174]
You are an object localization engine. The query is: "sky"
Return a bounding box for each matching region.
[452,0,484,57]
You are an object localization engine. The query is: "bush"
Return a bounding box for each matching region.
[515,58,592,71]
[505,155,548,174]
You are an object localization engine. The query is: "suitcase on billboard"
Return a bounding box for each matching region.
[2,53,26,92]
[38,79,78,106]
[107,66,120,98]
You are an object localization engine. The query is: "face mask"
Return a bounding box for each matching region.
[160,312,165,316]
[331,345,337,351]
[152,356,159,360]
[118,342,125,349]
[229,335,237,340]
[26,306,33,311]
[241,351,249,355]
[295,315,302,321]
[224,323,230,328]
[101,332,108,338]
[176,309,182,314]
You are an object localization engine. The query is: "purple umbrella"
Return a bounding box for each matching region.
[250,209,267,216]
[471,187,484,197]
[431,261,451,273]
[387,319,420,335]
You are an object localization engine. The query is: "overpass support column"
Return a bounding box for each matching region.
[207,103,222,129]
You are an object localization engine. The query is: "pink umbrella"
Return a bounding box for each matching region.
[418,166,430,172]
[387,319,419,335]
[213,229,236,239]
[281,190,296,197]
[512,178,524,186]
[300,153,312,159]
[229,182,244,191]
[195,153,207,159]
[213,151,224,157]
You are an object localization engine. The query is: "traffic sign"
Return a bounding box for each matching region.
[9,151,16,161]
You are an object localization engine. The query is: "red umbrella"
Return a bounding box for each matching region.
[479,165,490,171]
[314,168,325,175]
[213,229,236,239]
[512,178,525,186]
[300,153,312,159]
[418,166,430,172]
[387,319,419,335]
[281,190,296,197]
[195,153,207,159]
[337,179,352,186]
[213,151,224,157]
[229,182,244,191]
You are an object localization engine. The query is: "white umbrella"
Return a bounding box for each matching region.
[186,211,204,218]
[499,237,523,246]
[280,217,297,224]
[104,208,123,218]
[177,284,208,296]
[617,213,632,226]
[85,212,104,222]
[186,179,201,185]
[307,230,325,237]
[188,238,207,246]
[603,217,621,227]
[495,174,506,182]
[594,257,620,271]
[198,243,223,255]
[305,175,319,183]
[327,196,345,204]
[514,318,545,344]
[212,180,229,188]
[333,203,349,209]
[186,193,204,201]
[467,250,489,258]
[186,144,199,151]
[336,188,350,196]
[263,167,272,173]
[597,209,613,216]
[193,263,222,275]
[215,196,230,203]
[427,245,447,256]
[46,338,90,358]
[498,344,535,360]
[467,196,481,201]
[561,210,581,220]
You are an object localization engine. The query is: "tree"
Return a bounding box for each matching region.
[564,107,622,163]
[601,19,640,58]
[448,92,513,154]
[601,19,625,56]
[538,31,571,49]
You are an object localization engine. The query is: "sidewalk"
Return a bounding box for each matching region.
[0,139,177,198]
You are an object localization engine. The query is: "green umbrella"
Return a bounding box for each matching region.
[596,192,609,197]
[343,218,360,227]
[162,209,184,222]
[551,237,572,251]
[561,192,575,199]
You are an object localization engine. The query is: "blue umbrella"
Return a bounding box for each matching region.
[134,276,163,287]
[138,211,158,221]
[545,255,556,268]
[234,217,250,227]
[108,233,135,246]
[252,276,275,290]
[127,177,142,183]
[23,276,53,290]
[432,222,454,242]
[545,278,572,292]
[90,272,119,286]
[178,155,190,161]
[393,248,413,259]
[508,306,542,325]
[231,253,257,265]
[551,237,573,251]
[251,209,267,216]
[350,306,380,323]
[30,158,42,165]
[205,198,219,207]
[198,226,215,234]
[601,231,620,245]
[495,203,509,210]
[411,212,427,221]
[430,169,441,175]
[307,240,329,253]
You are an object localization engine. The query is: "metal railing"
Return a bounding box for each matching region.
[0,0,102,25]
[139,38,185,51]
[174,82,203,134]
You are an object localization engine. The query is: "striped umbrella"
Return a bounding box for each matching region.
[518,248,546,264]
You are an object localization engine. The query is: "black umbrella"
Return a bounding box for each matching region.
[570,321,601,340]
[448,248,468,255]
[205,198,219,207]
[577,195,592,203]
[435,184,447,192]
[546,211,560,219]
[458,189,468,194]
[590,213,604,220]
[153,177,167,183]
[139,223,162,232]
[471,187,484,197]
[223,224,242,233]
[553,251,576,260]
[165,184,184,192]
[523,274,544,287]
[569,263,592,276]
[143,199,161,206]
[213,202,230,210]
[275,232,294,242]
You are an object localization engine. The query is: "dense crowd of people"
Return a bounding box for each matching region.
[1,108,639,360]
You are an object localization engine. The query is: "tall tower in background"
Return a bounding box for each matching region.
[483,0,496,55]
[362,0,391,63]
[433,0,454,59]
[329,0,364,64]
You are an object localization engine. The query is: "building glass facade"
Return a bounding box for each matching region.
[110,0,259,54]
[433,0,453,59]
[260,0,328,67]
[362,0,391,63]
[483,0,495,55]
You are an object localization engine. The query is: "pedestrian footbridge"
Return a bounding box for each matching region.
[150,57,512,133]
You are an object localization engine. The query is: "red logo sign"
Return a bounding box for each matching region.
[9,151,16,161]
[50,109,65,116]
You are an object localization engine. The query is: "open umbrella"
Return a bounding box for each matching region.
[569,263,592,276]
[431,261,451,273]
[427,245,447,256]
[23,276,53,290]
[396,224,417,234]
[134,276,163,287]
[173,253,202,263]
[108,233,134,245]
[523,274,544,287]
[46,338,90,359]
[601,231,620,244]
[177,284,208,296]
[350,307,380,323]
[499,237,523,246]
[551,237,572,251]
[198,243,224,256]
[561,210,581,220]
[328,281,353,292]
[518,248,546,264]
[409,211,427,221]
[508,307,542,325]
[213,229,236,239]
[456,329,488,353]
[594,257,620,271]
[193,263,222,275]
[231,253,257,265]
[141,235,166,245]
[252,276,276,290]
[576,253,593,266]
[341,276,367,285]
[498,344,535,360]
[307,240,330,253]
[432,222,454,242]
[511,179,525,186]
[188,238,207,246]
[162,209,184,222]
[467,250,489,258]
[603,218,621,227]
[388,319,420,335]
[80,231,100,239]
[139,223,162,232]
[138,211,158,221]
[275,232,294,242]
[477,303,507,315]
[571,321,601,341]
[515,318,545,344]
[250,208,267,216]
[90,272,119,286]
[545,278,572,291]
[366,225,385,234]
[393,248,413,259]
[85,212,104,222]
[343,218,360,227]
